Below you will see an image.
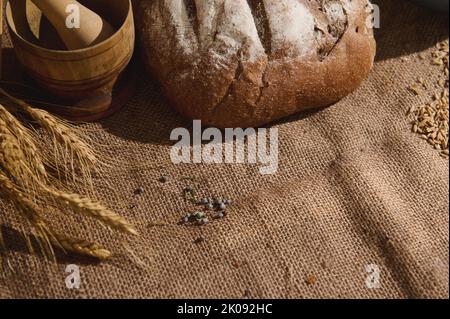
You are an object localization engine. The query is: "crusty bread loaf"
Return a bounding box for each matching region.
[136,0,376,128]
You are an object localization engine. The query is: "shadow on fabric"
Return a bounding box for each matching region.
[0,224,102,266]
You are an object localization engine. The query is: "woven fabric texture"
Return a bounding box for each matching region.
[0,0,449,298]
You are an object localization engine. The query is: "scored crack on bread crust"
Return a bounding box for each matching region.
[137,0,376,128]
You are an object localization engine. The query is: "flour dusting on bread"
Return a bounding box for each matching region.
[210,0,265,63]
[263,0,315,57]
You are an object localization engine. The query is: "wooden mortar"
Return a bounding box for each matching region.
[5,0,135,121]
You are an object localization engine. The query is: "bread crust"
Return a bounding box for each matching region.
[137,0,376,128]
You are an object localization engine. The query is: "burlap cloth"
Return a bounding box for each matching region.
[0,0,449,299]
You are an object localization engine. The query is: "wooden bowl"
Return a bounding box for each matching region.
[5,0,135,120]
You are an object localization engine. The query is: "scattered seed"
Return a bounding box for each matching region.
[158,176,168,183]
[179,189,231,226]
[432,58,443,66]
[407,40,449,158]
[180,214,191,223]
[409,84,421,96]
[306,275,317,286]
[195,212,204,220]
[216,212,225,219]
[134,187,145,195]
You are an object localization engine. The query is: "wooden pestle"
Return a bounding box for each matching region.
[30,0,116,50]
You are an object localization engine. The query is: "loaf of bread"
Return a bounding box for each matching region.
[136,0,376,127]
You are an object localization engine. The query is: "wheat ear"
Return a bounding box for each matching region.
[0,172,112,259]
[0,104,47,179]
[0,88,97,167]
[26,108,97,165]
[0,118,37,188]
[51,233,112,260]
[45,188,137,236]
[0,171,55,257]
